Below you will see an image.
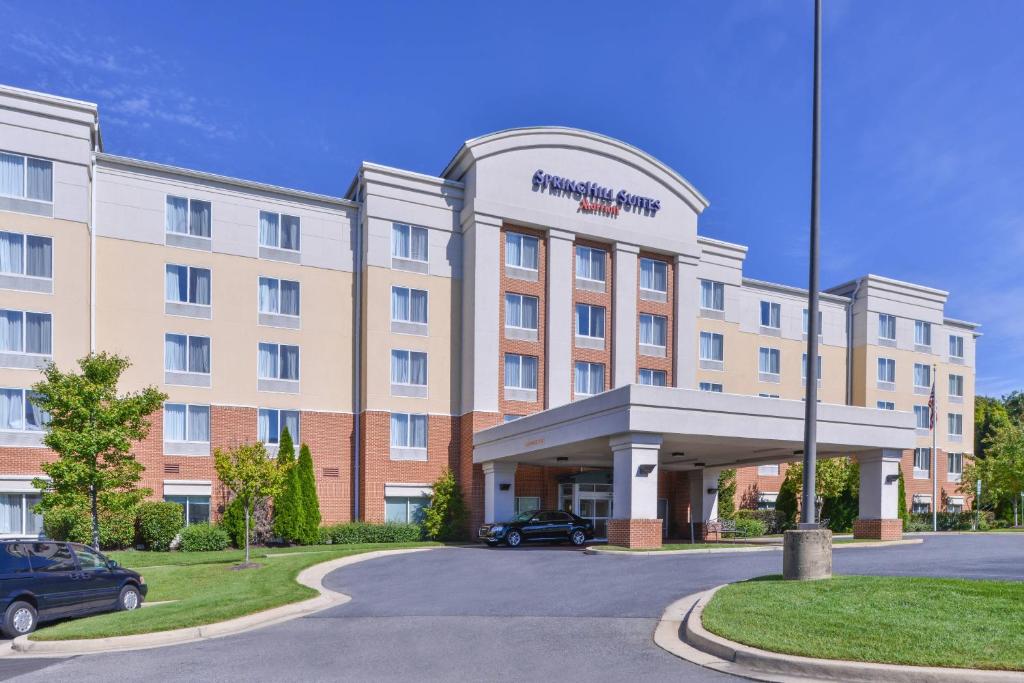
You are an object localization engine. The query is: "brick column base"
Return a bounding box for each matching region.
[694,523,720,542]
[853,518,902,541]
[606,519,663,549]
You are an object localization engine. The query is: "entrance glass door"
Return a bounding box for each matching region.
[576,483,613,540]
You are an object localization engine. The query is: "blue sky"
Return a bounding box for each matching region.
[2,1,1021,396]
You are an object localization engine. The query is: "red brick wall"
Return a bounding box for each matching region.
[736,463,790,509]
[499,224,547,418]
[572,237,613,398]
[636,251,674,385]
[459,411,500,534]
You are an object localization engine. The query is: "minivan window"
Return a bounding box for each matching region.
[0,543,32,574]
[29,543,76,572]
[72,544,107,571]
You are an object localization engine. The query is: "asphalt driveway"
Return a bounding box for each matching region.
[4,534,1023,682]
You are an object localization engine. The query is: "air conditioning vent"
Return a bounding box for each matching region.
[164,463,180,474]
[322,467,339,478]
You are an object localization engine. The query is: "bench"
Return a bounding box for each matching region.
[704,518,746,541]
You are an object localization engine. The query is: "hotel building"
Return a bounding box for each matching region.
[0,85,978,547]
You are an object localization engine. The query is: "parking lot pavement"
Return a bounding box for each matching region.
[5,534,1023,682]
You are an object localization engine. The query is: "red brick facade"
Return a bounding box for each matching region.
[607,518,662,549]
[572,237,613,398]
[499,224,548,419]
[636,251,674,386]
[853,518,902,541]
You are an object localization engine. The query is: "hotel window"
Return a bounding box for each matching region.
[639,258,667,293]
[504,353,537,390]
[946,498,964,514]
[0,151,53,202]
[505,233,539,270]
[878,313,896,342]
[165,334,210,375]
[949,374,964,399]
[515,497,541,515]
[699,332,724,363]
[947,452,963,482]
[385,496,428,524]
[758,464,780,476]
[166,196,211,238]
[505,293,538,330]
[258,211,300,252]
[391,350,427,387]
[913,363,931,390]
[258,408,300,444]
[392,286,428,324]
[392,223,428,262]
[913,448,931,479]
[758,347,781,378]
[164,495,210,526]
[699,280,725,311]
[877,357,896,385]
[756,493,778,511]
[0,310,52,355]
[0,389,48,432]
[640,369,668,386]
[949,335,964,359]
[758,393,780,399]
[574,362,605,397]
[0,493,43,536]
[163,404,210,444]
[259,277,301,316]
[639,314,667,347]
[258,343,300,381]
[0,232,52,279]
[948,413,963,438]
[575,304,605,339]
[760,301,781,329]
[698,382,723,393]
[575,246,606,282]
[914,405,930,430]
[391,413,427,449]
[877,401,895,410]
[914,321,932,347]
[165,265,211,306]
[911,497,931,514]
[801,353,822,382]
[802,308,822,336]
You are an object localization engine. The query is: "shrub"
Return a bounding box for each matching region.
[99,505,138,549]
[295,444,321,544]
[735,509,787,535]
[221,494,273,548]
[272,427,302,542]
[179,523,231,552]
[422,469,467,541]
[43,503,136,549]
[138,501,184,551]
[319,522,422,544]
[733,516,767,538]
[775,472,800,531]
[717,469,737,520]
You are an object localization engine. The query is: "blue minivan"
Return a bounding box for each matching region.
[0,540,147,638]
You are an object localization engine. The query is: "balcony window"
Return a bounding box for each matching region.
[258,408,300,444]
[948,413,963,438]
[505,293,538,331]
[913,363,931,391]
[504,354,537,390]
[505,233,539,270]
[947,453,963,482]
[877,357,896,384]
[391,413,427,449]
[392,223,428,263]
[575,246,606,282]
[0,232,51,279]
[0,310,51,355]
[700,280,725,311]
[913,448,931,479]
[878,313,896,342]
[0,152,52,202]
[699,332,724,362]
[949,374,964,398]
[165,334,211,374]
[949,335,964,359]
[574,362,605,397]
[0,388,48,432]
[760,301,781,329]
[639,258,667,293]
[259,211,300,252]
[166,196,211,238]
[758,347,781,378]
[914,405,931,430]
[165,265,211,306]
[914,321,932,347]
[639,369,667,386]
[392,286,428,324]
[163,404,210,443]
[575,304,605,339]
[259,277,301,317]
[258,343,300,381]
[639,314,667,347]
[391,349,426,386]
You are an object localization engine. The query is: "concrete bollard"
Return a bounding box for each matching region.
[782,528,832,580]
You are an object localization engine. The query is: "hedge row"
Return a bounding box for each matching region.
[319,522,422,544]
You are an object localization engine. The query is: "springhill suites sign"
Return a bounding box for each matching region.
[531,169,661,218]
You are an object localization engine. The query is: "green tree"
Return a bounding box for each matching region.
[272,427,302,542]
[975,396,1010,459]
[775,467,800,529]
[30,353,166,550]
[717,469,737,520]
[897,465,909,530]
[422,469,467,541]
[214,442,288,564]
[1003,391,1024,426]
[965,421,1024,524]
[775,458,857,529]
[296,443,321,543]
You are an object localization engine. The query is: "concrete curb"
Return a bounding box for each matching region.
[8,546,438,657]
[654,584,1022,682]
[586,538,921,556]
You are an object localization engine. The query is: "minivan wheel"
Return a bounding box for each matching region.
[570,529,587,546]
[506,530,523,547]
[2,600,37,638]
[119,585,141,611]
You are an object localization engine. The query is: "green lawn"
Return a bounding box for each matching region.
[702,575,1024,670]
[32,542,438,640]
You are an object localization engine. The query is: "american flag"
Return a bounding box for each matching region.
[928,372,936,430]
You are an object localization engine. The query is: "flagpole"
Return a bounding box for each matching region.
[932,363,938,532]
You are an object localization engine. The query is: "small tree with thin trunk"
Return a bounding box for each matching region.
[31,353,166,550]
[296,443,321,544]
[214,443,288,564]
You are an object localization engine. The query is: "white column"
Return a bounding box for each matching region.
[546,229,574,408]
[674,252,700,388]
[482,461,517,523]
[461,215,502,414]
[858,449,902,520]
[610,433,663,519]
[689,467,723,523]
[613,243,639,387]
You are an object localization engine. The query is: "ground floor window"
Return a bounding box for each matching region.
[385,496,428,524]
[164,495,211,526]
[0,493,41,536]
[757,492,778,510]
[947,500,964,514]
[911,500,931,514]
[515,496,541,515]
[757,464,779,476]
[913,448,931,479]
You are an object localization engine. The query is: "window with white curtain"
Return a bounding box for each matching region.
[0,232,52,278]
[0,388,48,431]
[258,408,299,444]
[574,362,605,396]
[639,314,667,347]
[0,310,51,355]
[504,293,538,330]
[0,493,43,535]
[392,286,428,324]
[575,246,606,282]
[877,357,896,383]
[165,265,211,306]
[392,223,428,262]
[699,280,725,311]
[385,496,428,524]
[575,304,605,338]
[391,413,427,449]
[947,453,963,481]
[878,313,897,341]
[164,495,210,526]
[258,211,300,251]
[877,401,895,410]
[258,277,300,317]
[258,343,299,381]
[165,334,211,374]
[949,335,964,359]
[391,349,427,386]
[163,403,210,443]
[758,347,780,376]
[639,369,667,386]
[639,258,667,293]
[699,382,723,392]
[948,413,963,437]
[699,332,724,362]
[801,353,822,381]
[165,196,211,238]
[503,354,537,390]
[757,464,780,476]
[505,233,539,270]
[914,405,931,430]
[914,321,932,346]
[760,301,781,329]
[913,363,931,389]
[949,374,964,398]
[803,308,822,335]
[0,152,53,202]
[913,448,931,478]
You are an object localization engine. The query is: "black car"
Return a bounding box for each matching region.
[0,540,147,638]
[479,510,594,547]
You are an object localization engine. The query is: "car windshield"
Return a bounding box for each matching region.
[512,510,538,522]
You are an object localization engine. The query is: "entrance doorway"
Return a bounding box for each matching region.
[558,474,613,541]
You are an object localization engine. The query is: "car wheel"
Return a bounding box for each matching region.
[118,585,142,611]
[570,529,587,546]
[506,530,523,547]
[2,600,37,638]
